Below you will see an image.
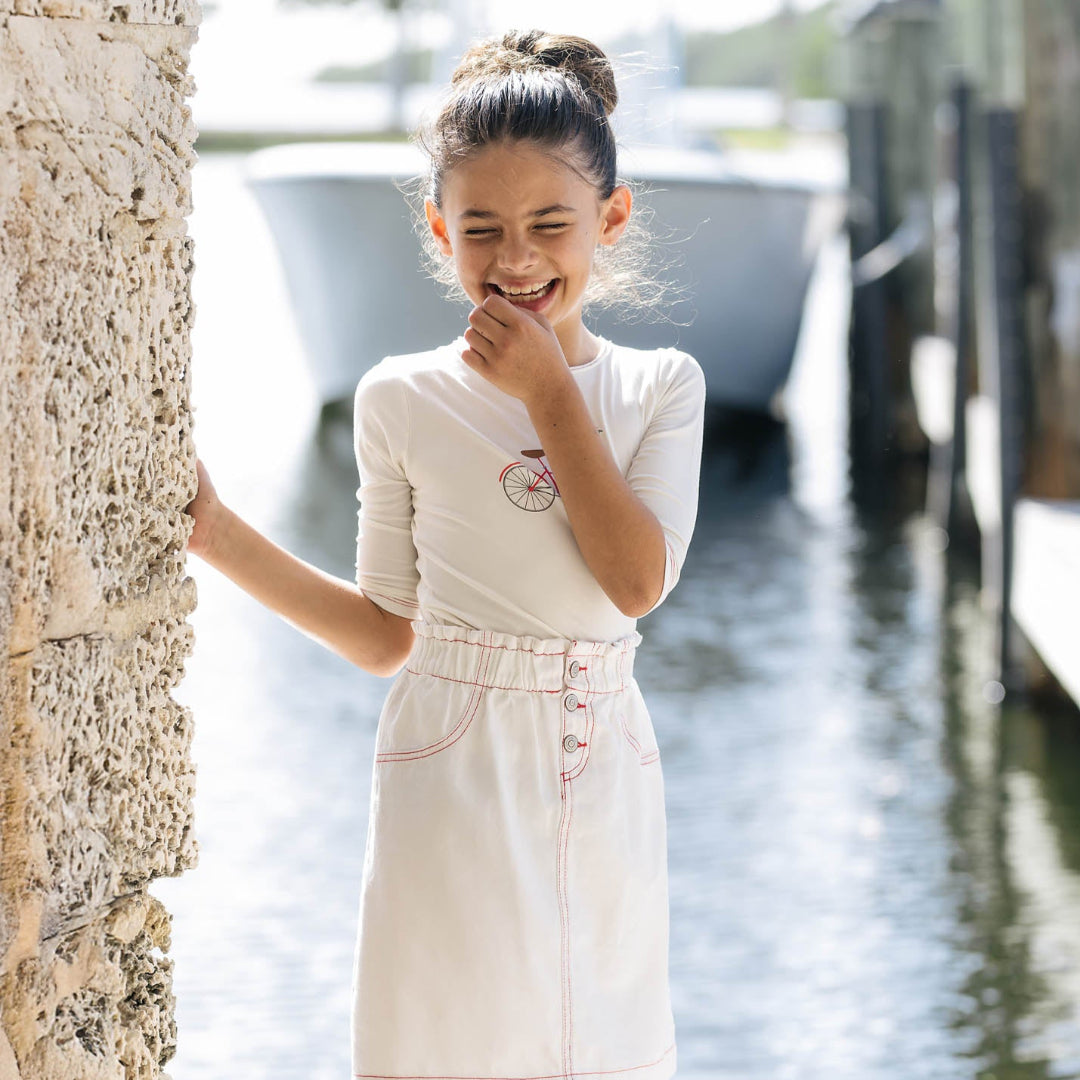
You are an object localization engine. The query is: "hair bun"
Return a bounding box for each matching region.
[452,29,618,115]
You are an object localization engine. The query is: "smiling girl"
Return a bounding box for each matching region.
[185,28,705,1080]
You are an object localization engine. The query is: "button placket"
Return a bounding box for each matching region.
[565,657,588,682]
[561,666,586,753]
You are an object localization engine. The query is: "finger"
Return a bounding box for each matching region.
[469,304,507,338]
[480,292,518,326]
[459,346,489,374]
[187,459,208,512]
[519,309,554,332]
[463,326,492,357]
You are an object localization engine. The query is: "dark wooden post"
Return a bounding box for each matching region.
[846,101,893,473]
[943,77,978,541]
[841,3,940,488]
[984,108,1030,689]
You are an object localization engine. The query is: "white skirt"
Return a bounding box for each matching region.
[351,621,677,1080]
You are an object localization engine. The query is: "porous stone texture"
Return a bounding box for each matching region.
[0,0,199,26]
[0,3,200,1077]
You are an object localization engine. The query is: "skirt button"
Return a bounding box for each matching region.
[563,733,579,753]
[563,692,579,712]
[568,659,581,678]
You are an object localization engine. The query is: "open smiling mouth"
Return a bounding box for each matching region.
[488,279,557,303]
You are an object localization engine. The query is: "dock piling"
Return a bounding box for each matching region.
[845,100,893,474]
[983,107,1031,690]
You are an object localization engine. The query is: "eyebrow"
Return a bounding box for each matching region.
[459,204,577,220]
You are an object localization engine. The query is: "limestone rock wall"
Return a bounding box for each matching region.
[0,0,201,1076]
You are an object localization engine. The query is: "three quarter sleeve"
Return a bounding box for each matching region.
[624,350,707,615]
[353,366,421,620]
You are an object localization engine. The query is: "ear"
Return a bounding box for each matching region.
[597,184,632,247]
[425,198,454,256]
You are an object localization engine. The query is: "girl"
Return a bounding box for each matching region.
[185,28,705,1080]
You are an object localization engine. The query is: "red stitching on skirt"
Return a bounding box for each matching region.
[376,643,492,762]
[563,665,594,783]
[566,778,576,1076]
[557,773,572,1078]
[412,633,638,661]
[353,1038,676,1078]
[415,637,567,657]
[618,715,660,766]
[403,668,627,695]
[403,668,564,694]
[565,658,595,1069]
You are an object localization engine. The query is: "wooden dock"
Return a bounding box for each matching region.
[843,0,1080,708]
[1013,500,1080,705]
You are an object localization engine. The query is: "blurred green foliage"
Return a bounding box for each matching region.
[684,2,839,97]
[313,48,433,83]
[194,129,412,152]
[290,0,840,97]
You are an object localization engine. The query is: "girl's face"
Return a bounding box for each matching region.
[425,140,631,346]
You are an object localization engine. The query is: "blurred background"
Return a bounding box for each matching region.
[187,0,842,149]
[150,2,1080,1078]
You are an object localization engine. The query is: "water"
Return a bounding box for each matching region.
[151,152,1080,1080]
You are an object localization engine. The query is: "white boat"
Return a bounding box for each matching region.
[244,139,844,414]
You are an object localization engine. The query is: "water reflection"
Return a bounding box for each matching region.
[938,569,1080,1080]
[645,421,1080,1079]
[151,155,1080,1080]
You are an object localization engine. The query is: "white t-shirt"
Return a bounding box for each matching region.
[352,334,706,643]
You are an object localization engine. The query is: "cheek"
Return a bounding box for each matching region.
[451,250,489,300]
[563,240,598,278]
[451,245,482,278]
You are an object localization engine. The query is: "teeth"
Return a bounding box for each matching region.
[496,280,553,298]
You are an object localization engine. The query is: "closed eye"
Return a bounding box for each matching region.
[464,224,565,236]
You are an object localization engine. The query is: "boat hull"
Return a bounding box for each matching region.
[245,142,842,412]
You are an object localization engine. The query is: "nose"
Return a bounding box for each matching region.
[496,231,538,272]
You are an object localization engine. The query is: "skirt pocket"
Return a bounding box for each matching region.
[374,668,487,763]
[618,709,661,766]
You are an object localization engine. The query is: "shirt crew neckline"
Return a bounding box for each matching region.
[447,334,613,374]
[569,335,613,373]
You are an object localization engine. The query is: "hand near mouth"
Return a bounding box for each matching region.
[461,293,574,407]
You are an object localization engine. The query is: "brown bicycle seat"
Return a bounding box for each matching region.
[520,449,546,459]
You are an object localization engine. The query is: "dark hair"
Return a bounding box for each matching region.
[422,30,619,207]
[405,29,677,317]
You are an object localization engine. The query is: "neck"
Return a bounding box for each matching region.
[554,317,601,367]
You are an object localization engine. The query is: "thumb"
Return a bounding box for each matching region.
[521,309,554,334]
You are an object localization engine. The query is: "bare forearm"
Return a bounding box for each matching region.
[200,505,414,676]
[457,296,667,614]
[528,380,665,616]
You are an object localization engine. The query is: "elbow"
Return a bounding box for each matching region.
[343,596,414,678]
[608,528,669,618]
[615,596,658,619]
[368,657,406,679]
[352,600,416,677]
[367,639,413,678]
[611,577,664,619]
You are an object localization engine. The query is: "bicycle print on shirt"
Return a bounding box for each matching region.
[499,429,605,513]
